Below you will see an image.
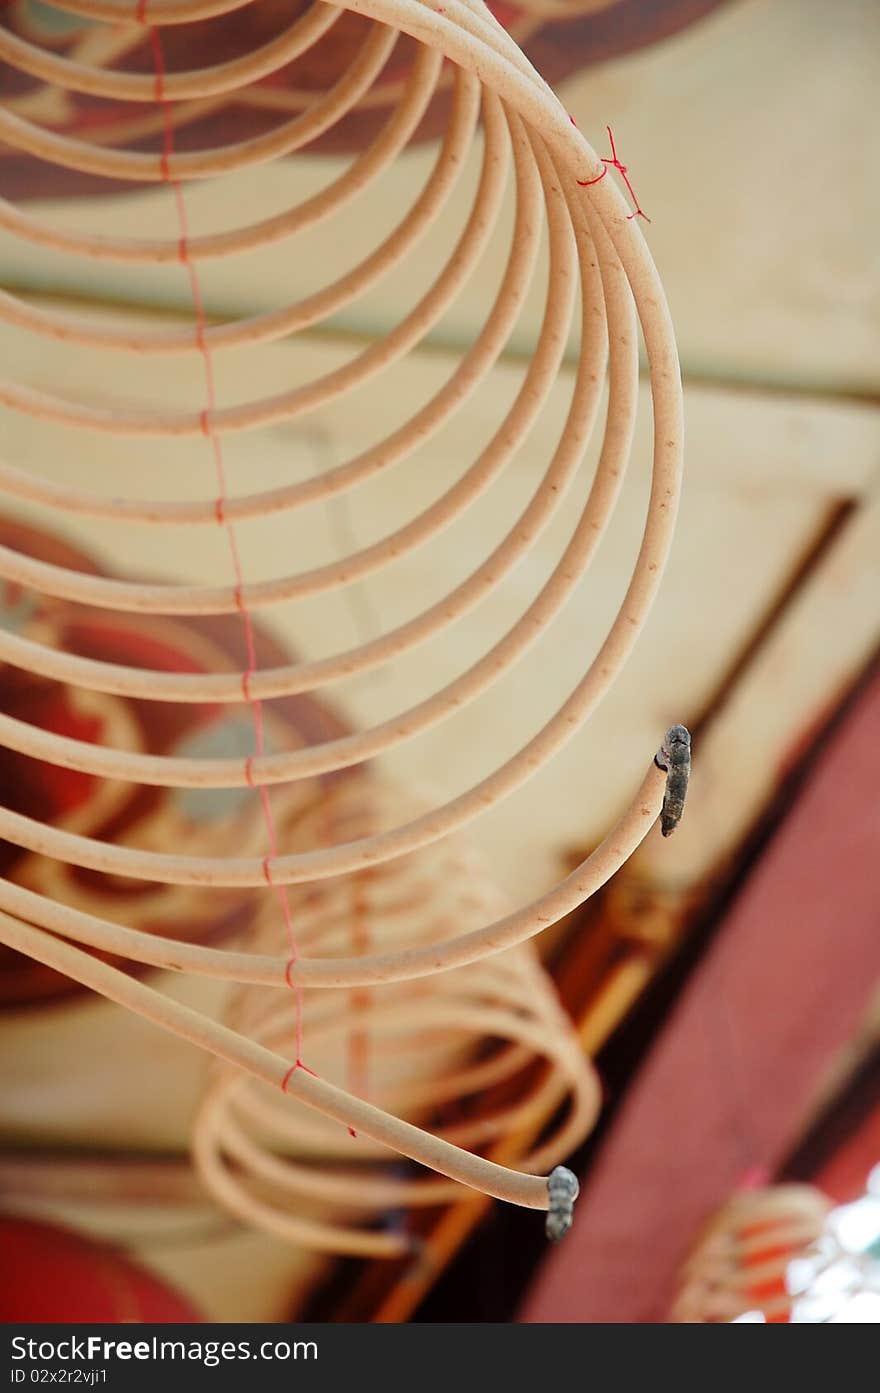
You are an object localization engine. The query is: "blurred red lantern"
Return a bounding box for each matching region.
[0,1215,202,1322]
[0,515,349,1009]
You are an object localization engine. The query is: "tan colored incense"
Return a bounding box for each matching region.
[0,0,683,1220]
[671,1186,832,1324]
[192,778,600,1256]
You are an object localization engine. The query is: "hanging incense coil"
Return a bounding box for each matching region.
[671,1185,832,1324]
[0,0,683,1216]
[193,778,600,1256]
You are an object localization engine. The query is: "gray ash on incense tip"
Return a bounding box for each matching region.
[546,1165,579,1242]
[654,724,691,837]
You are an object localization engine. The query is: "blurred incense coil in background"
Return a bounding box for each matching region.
[193,777,600,1257]
[787,1167,880,1324]
[674,1175,880,1324]
[671,1185,832,1324]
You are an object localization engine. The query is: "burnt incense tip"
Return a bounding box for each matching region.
[546,1165,579,1242]
[658,724,691,837]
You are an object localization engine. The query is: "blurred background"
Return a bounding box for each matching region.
[0,0,878,1323]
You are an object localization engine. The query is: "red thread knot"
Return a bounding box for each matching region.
[241,670,252,702]
[261,855,274,886]
[244,754,255,788]
[214,497,225,524]
[199,409,210,437]
[575,125,650,222]
[284,956,298,990]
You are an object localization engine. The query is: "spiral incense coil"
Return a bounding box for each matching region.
[192,778,600,1256]
[671,1186,832,1324]
[0,0,683,1214]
